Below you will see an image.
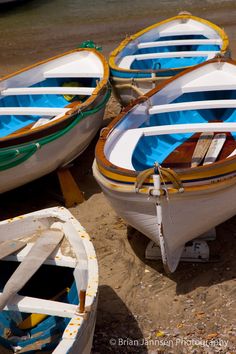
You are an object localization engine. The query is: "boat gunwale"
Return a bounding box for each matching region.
[95,57,236,189]
[93,160,236,197]
[0,48,109,148]
[109,14,229,75]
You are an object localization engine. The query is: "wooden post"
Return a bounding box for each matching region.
[79,290,86,313]
[57,167,84,207]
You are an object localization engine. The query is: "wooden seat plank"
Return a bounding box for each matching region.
[149,99,236,116]
[2,293,78,318]
[44,71,102,79]
[119,51,216,68]
[137,39,222,49]
[0,107,69,116]
[1,87,95,96]
[140,122,236,136]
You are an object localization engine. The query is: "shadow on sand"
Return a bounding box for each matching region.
[0,133,101,221]
[127,219,236,295]
[0,0,51,14]
[92,285,148,354]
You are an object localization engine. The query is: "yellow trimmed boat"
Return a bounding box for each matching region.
[109,12,229,105]
[94,57,236,273]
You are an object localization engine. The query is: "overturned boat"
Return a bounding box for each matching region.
[109,13,229,105]
[0,207,98,353]
[94,57,236,273]
[0,47,110,193]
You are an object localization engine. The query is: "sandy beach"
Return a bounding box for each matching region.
[0,1,236,353]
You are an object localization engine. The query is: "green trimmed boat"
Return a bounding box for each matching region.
[0,47,110,193]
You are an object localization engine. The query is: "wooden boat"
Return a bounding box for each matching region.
[94,57,236,273]
[109,12,229,106]
[0,48,110,193]
[0,206,98,353]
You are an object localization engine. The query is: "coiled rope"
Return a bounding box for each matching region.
[135,163,184,193]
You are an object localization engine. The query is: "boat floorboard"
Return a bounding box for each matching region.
[162,132,236,168]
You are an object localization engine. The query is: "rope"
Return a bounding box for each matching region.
[111,76,168,83]
[0,89,111,171]
[78,40,102,52]
[135,163,184,193]
[111,76,169,101]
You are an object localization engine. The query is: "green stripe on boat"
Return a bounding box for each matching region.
[0,89,111,171]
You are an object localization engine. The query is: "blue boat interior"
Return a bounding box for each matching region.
[0,261,78,353]
[131,35,219,71]
[132,90,236,171]
[0,77,98,139]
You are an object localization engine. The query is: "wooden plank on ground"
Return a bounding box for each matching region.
[57,168,84,207]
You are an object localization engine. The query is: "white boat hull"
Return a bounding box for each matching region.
[94,162,236,272]
[54,298,97,354]
[0,105,105,193]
